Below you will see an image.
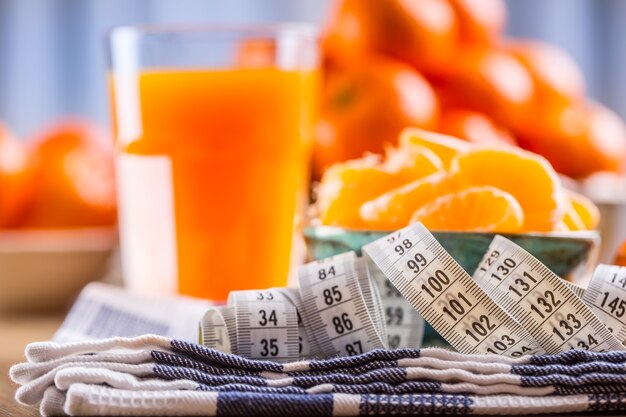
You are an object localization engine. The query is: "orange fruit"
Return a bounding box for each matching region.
[410,186,524,232]
[323,0,459,75]
[313,56,439,179]
[21,119,117,228]
[360,171,450,230]
[429,48,535,126]
[317,145,442,229]
[399,127,471,168]
[561,196,586,231]
[317,156,403,229]
[383,144,444,179]
[439,108,517,146]
[449,146,566,231]
[448,0,506,45]
[236,39,276,68]
[568,191,600,230]
[506,40,585,107]
[517,101,626,178]
[0,123,36,227]
[615,240,626,267]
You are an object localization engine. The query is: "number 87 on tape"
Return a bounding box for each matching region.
[297,252,386,357]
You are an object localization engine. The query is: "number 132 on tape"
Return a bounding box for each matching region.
[363,223,543,357]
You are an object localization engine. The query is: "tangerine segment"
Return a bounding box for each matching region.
[317,156,415,229]
[449,146,565,231]
[360,171,450,230]
[568,190,600,230]
[410,186,524,232]
[383,144,444,179]
[562,196,586,231]
[399,127,471,168]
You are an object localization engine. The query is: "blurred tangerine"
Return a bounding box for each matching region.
[0,123,36,227]
[506,39,585,107]
[22,119,117,228]
[430,48,535,126]
[322,0,459,74]
[439,108,516,146]
[447,0,506,46]
[313,56,439,179]
[615,240,626,267]
[517,101,626,178]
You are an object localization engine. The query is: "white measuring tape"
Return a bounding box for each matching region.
[365,256,425,349]
[363,224,543,357]
[200,251,418,361]
[473,236,624,353]
[583,264,626,342]
[200,223,626,359]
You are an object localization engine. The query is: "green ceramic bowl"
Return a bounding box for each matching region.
[304,226,600,348]
[304,226,600,280]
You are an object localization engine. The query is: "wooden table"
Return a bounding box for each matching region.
[1,311,64,417]
[1,310,624,417]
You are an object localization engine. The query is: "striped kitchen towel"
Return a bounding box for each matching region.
[10,334,626,416]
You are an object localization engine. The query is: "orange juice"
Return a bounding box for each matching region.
[113,69,317,300]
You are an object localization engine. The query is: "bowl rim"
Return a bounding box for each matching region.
[303,225,601,241]
[0,226,118,252]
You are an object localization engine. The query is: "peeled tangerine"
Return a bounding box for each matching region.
[562,190,600,231]
[317,127,600,234]
[317,147,442,229]
[399,127,471,168]
[410,186,524,232]
[449,146,566,232]
[360,171,450,230]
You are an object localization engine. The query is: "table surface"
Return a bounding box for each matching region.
[1,311,64,417]
[1,311,624,417]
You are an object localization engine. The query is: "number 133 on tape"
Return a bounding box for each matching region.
[363,223,543,357]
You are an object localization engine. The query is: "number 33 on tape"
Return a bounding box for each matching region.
[363,223,543,357]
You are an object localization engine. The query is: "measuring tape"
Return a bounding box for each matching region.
[199,222,626,360]
[582,264,626,343]
[199,251,392,361]
[363,224,543,357]
[365,256,425,349]
[296,251,387,357]
[473,236,625,354]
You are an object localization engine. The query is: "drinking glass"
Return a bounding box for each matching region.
[109,24,318,300]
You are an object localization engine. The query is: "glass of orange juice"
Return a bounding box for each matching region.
[108,24,318,300]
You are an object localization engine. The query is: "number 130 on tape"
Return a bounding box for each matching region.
[473,236,625,354]
[363,223,543,357]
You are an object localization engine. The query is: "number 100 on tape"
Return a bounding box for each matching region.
[363,223,542,357]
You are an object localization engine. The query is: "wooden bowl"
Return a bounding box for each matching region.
[0,227,117,312]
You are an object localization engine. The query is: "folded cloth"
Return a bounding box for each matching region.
[10,335,626,416]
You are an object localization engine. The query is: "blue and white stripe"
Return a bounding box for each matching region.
[10,335,626,416]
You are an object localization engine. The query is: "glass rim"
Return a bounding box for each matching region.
[109,22,319,42]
